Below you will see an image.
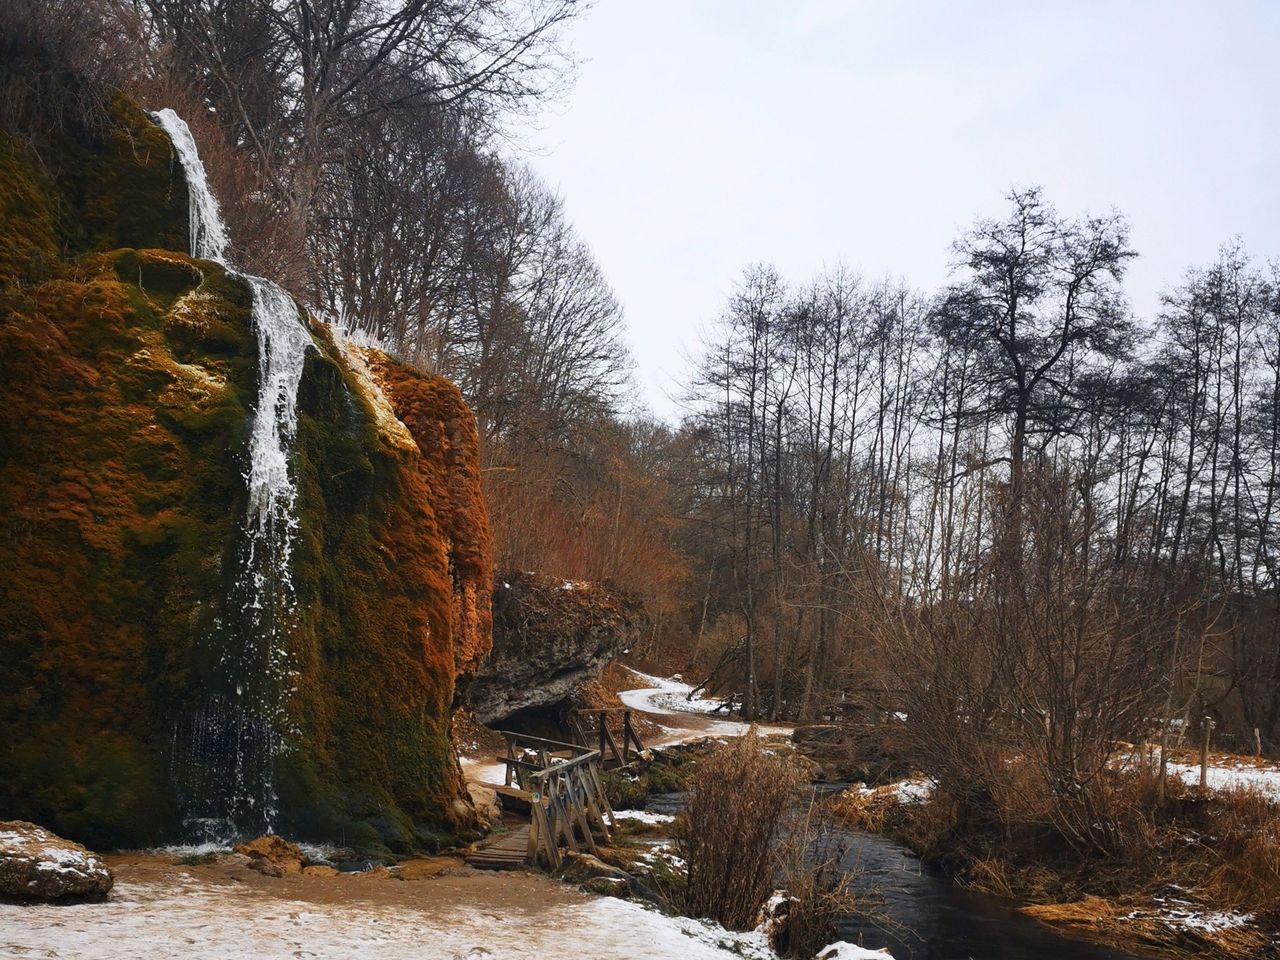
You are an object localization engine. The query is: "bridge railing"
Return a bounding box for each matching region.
[496,731,616,869]
[568,708,648,768]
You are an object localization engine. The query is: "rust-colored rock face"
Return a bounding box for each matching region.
[0,96,492,854]
[363,349,494,683]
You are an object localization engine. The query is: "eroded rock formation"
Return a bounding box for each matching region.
[0,96,491,853]
[467,572,646,725]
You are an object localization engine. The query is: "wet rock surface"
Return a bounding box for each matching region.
[0,821,113,901]
[232,835,307,877]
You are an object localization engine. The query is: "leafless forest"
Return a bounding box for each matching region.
[9,0,1280,870]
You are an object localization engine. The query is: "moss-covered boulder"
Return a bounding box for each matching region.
[0,96,490,853]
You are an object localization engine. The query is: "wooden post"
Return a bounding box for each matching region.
[1200,718,1214,789]
[625,709,645,758]
[571,713,590,749]
[589,761,616,829]
[602,721,622,767]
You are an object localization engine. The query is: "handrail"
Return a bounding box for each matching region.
[567,709,648,767]
[497,730,595,756]
[490,735,616,869]
[528,750,601,781]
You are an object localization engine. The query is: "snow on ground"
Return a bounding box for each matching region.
[0,862,888,960]
[621,670,730,716]
[857,777,935,805]
[1120,895,1254,935]
[459,756,508,787]
[612,809,675,825]
[1165,759,1280,801]
[619,670,791,741]
[816,945,895,960]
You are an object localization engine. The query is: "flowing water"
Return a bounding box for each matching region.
[826,827,1146,960]
[645,792,1148,960]
[152,108,313,839]
[151,109,229,262]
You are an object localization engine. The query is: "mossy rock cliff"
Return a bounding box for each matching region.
[0,95,492,853]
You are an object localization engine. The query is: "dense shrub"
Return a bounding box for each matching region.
[674,730,801,929]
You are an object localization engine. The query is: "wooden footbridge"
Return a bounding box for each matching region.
[466,715,649,871]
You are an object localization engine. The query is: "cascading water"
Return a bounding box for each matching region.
[152,108,312,839]
[151,109,229,263]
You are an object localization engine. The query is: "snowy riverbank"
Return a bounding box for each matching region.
[0,852,886,960]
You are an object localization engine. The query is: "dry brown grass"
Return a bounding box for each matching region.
[674,730,803,930]
[769,804,860,959]
[831,753,1280,959]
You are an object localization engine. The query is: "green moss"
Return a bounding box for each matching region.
[57,94,189,257]
[0,135,57,285]
[0,249,256,847]
[0,91,483,854]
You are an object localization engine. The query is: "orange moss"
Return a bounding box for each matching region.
[0,96,491,853]
[361,349,494,681]
[0,249,255,847]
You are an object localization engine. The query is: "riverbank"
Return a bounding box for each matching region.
[829,761,1280,960]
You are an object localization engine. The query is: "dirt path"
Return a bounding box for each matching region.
[615,670,792,746]
[1,851,777,960]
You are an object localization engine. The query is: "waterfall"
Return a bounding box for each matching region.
[151,109,229,263]
[153,108,312,838]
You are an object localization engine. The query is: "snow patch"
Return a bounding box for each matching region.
[817,943,895,959]
[1165,760,1280,801]
[613,810,675,825]
[858,777,934,805]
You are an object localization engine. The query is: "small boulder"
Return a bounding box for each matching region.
[396,857,463,880]
[0,821,113,901]
[581,875,630,897]
[233,835,306,876]
[560,851,632,885]
[302,864,339,877]
[467,783,502,825]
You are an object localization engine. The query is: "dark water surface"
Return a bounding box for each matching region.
[829,827,1144,960]
[646,791,1148,960]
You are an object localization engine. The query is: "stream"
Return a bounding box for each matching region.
[645,792,1147,960]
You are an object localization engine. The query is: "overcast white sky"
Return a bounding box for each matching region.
[525,1,1280,423]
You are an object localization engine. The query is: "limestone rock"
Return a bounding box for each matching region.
[467,783,502,826]
[466,573,646,725]
[559,851,633,886]
[302,864,338,877]
[0,821,113,900]
[0,95,492,854]
[581,875,630,897]
[395,857,463,880]
[233,835,306,876]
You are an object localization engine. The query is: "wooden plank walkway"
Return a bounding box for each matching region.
[466,823,530,870]
[463,730,631,870]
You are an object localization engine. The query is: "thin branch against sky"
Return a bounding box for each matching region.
[527,0,1280,422]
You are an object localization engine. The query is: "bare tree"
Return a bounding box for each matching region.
[140,0,581,284]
